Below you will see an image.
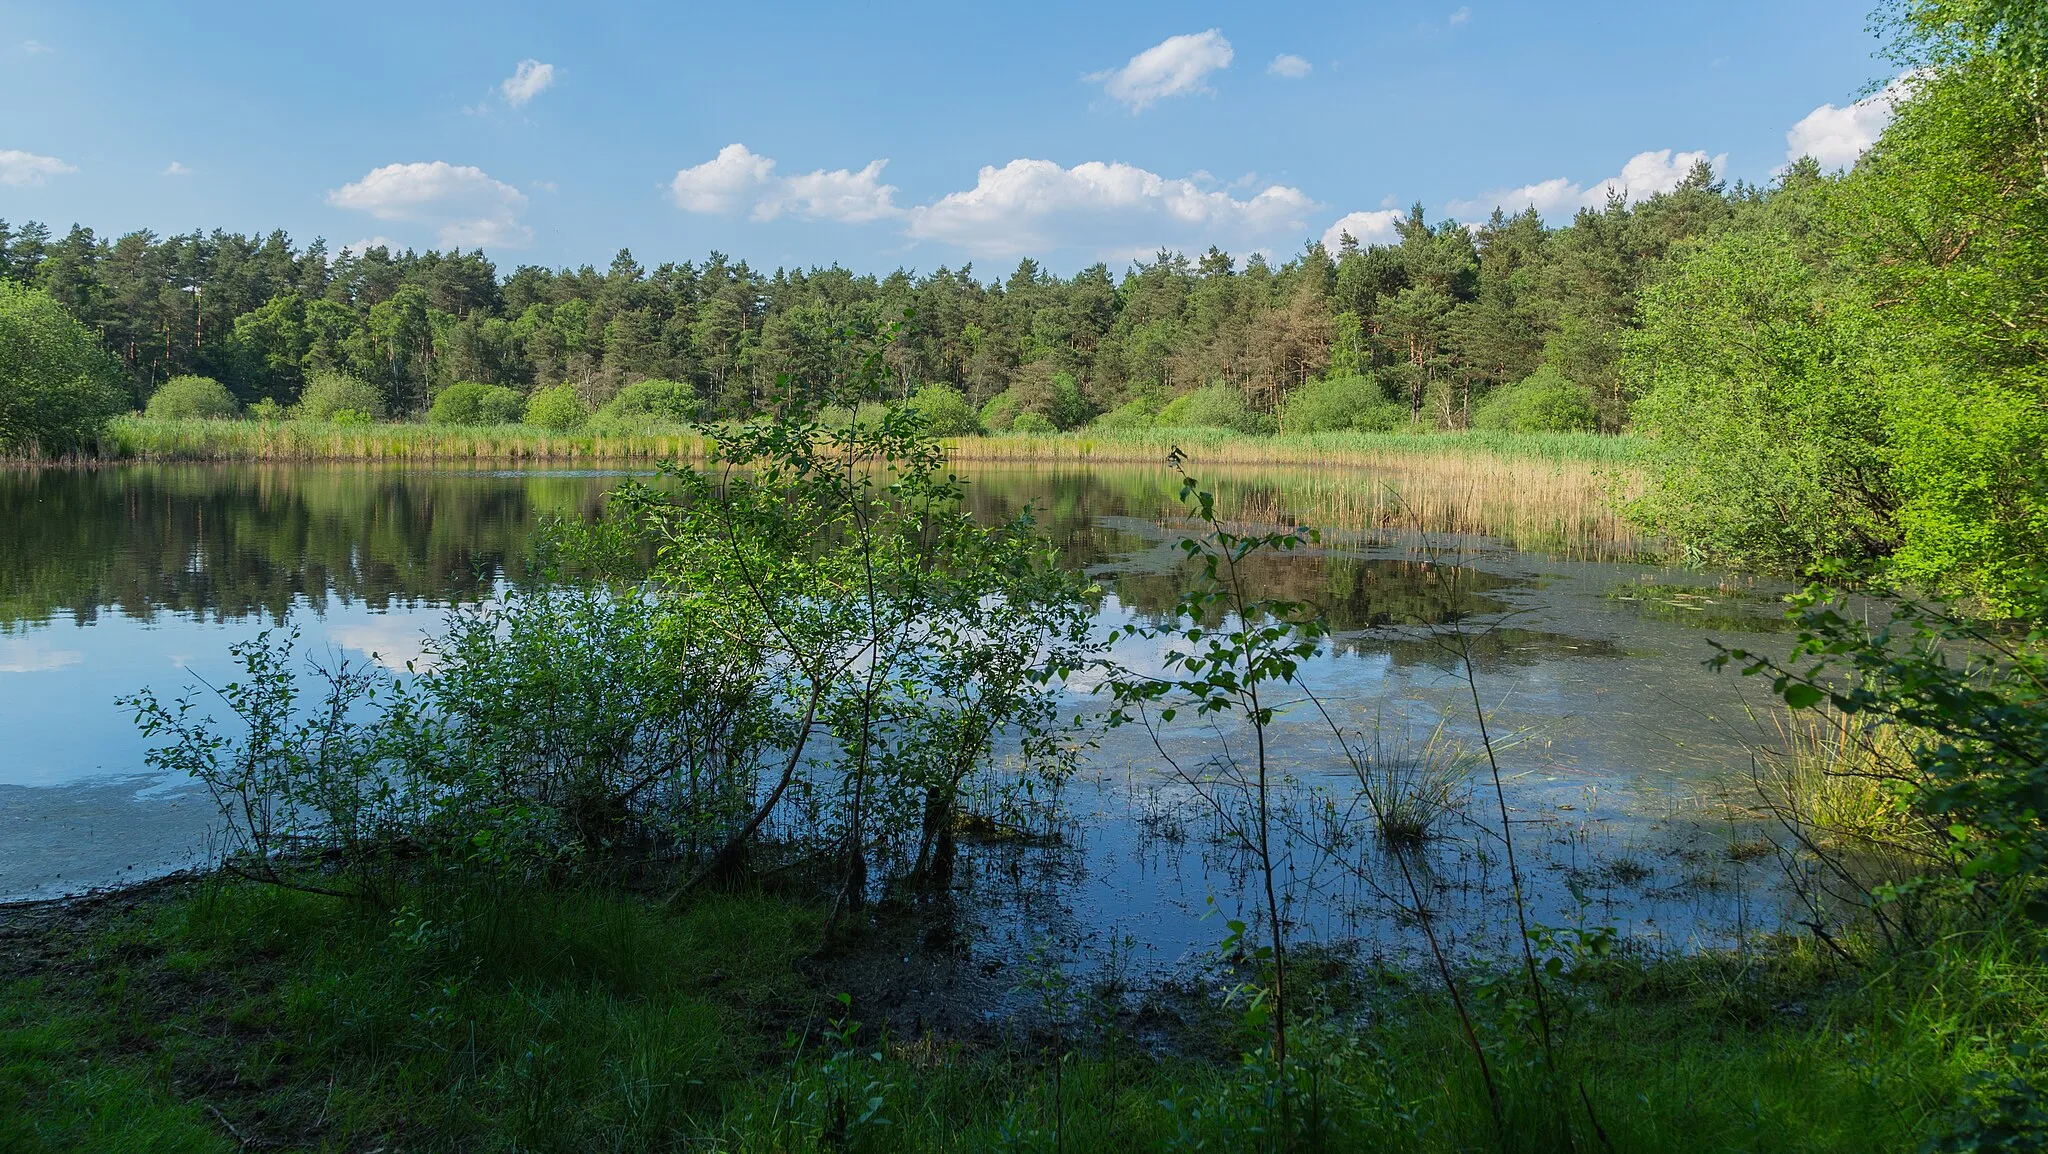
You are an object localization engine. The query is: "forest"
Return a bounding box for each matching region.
[0,161,1737,437]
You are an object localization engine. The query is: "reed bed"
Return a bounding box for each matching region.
[948,427,1642,467]
[987,447,1640,558]
[100,417,709,463]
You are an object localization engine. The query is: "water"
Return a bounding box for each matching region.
[0,462,1807,974]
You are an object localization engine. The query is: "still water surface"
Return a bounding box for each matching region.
[0,463,1805,974]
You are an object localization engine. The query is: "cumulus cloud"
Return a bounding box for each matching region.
[500,59,555,108]
[1268,54,1311,79]
[328,161,532,248]
[346,236,404,254]
[0,149,75,186]
[1785,73,1919,169]
[907,159,1313,258]
[162,161,190,176]
[1321,209,1403,251]
[670,144,900,223]
[1449,6,1472,24]
[1444,148,1724,221]
[669,143,777,214]
[1092,30,1233,111]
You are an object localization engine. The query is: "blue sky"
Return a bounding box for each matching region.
[2,1,1895,277]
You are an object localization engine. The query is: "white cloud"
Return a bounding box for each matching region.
[1268,54,1311,79]
[0,149,75,187]
[760,160,900,223]
[1449,6,1472,24]
[907,159,1314,259]
[670,143,777,214]
[21,39,52,53]
[1785,73,1919,170]
[500,59,555,108]
[162,161,190,176]
[328,161,532,248]
[1321,209,1403,251]
[1445,148,1724,221]
[671,145,900,223]
[1092,30,1233,112]
[346,236,404,254]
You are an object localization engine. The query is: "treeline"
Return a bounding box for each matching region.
[0,162,1751,435]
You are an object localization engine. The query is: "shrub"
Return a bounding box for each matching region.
[250,397,286,422]
[1472,366,1598,433]
[524,384,588,432]
[428,381,525,426]
[0,280,126,456]
[296,370,387,422]
[979,389,1022,434]
[1091,397,1160,431]
[1155,384,1274,434]
[589,379,698,432]
[1012,362,1093,430]
[908,384,981,435]
[1011,411,1057,435]
[1278,374,1405,433]
[144,375,241,420]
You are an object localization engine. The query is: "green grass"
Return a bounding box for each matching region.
[96,416,707,462]
[4,872,2039,1152]
[952,426,1644,467]
[43,417,1637,468]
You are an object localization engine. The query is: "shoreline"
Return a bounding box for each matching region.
[6,418,1640,468]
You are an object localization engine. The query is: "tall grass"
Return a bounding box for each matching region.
[950,427,1642,467]
[98,416,708,463]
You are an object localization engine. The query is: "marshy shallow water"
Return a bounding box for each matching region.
[0,462,1807,988]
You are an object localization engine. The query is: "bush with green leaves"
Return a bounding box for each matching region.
[427,381,525,426]
[588,378,698,432]
[907,383,980,435]
[1011,411,1056,434]
[1091,396,1160,430]
[979,389,1023,433]
[143,375,241,420]
[1156,384,1275,434]
[523,383,588,432]
[296,370,387,422]
[1278,374,1405,433]
[0,280,127,456]
[1472,366,1597,433]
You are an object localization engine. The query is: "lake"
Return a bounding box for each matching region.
[0,461,1806,977]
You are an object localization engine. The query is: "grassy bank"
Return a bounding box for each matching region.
[953,427,1641,467]
[2,871,2034,1152]
[71,417,1636,470]
[99,416,708,463]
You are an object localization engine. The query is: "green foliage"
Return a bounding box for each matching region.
[1278,374,1406,433]
[979,388,1023,433]
[0,280,126,456]
[1156,384,1275,434]
[143,375,240,421]
[1472,366,1598,433]
[1090,395,1161,430]
[294,369,386,422]
[426,380,523,426]
[1627,227,1893,572]
[1716,591,2048,892]
[906,383,980,435]
[587,378,698,432]
[1625,7,2048,610]
[522,383,587,432]
[1010,410,1056,434]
